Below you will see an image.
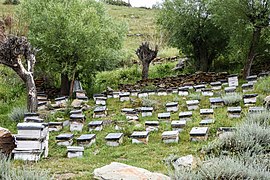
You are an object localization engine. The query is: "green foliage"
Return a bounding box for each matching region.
[8,106,27,122]
[170,155,270,180]
[222,93,242,105]
[101,0,131,7]
[187,93,201,101]
[255,76,270,93]
[157,0,229,71]
[3,0,19,5]
[94,62,179,93]
[142,98,158,108]
[0,154,49,180]
[212,0,270,75]
[18,0,127,92]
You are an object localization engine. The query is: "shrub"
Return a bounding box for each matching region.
[222,93,242,105]
[255,76,270,93]
[3,0,20,5]
[203,122,270,156]
[169,155,270,180]
[8,106,27,122]
[187,93,201,101]
[245,110,270,127]
[142,98,157,108]
[102,0,131,7]
[0,154,49,180]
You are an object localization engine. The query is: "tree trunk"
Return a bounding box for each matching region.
[26,74,37,112]
[243,27,261,78]
[142,61,150,80]
[60,73,70,96]
[196,44,209,72]
[12,61,37,112]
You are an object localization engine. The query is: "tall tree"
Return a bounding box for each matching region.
[157,0,229,72]
[136,42,158,80]
[212,0,270,78]
[0,21,37,112]
[18,0,127,95]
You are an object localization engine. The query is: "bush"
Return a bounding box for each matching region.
[0,154,49,180]
[255,76,270,93]
[245,110,270,127]
[187,93,201,101]
[142,98,157,108]
[3,0,20,5]
[8,106,27,122]
[102,0,131,7]
[203,122,270,156]
[222,93,242,105]
[169,155,270,180]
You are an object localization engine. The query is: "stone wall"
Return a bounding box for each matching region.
[119,71,228,91]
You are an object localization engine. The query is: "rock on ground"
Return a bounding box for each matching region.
[93,162,170,180]
[0,127,16,155]
[172,155,197,170]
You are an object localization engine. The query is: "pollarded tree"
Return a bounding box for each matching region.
[136,42,158,80]
[0,21,37,112]
[212,0,270,78]
[18,0,127,95]
[157,0,229,72]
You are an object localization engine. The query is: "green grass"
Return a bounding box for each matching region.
[10,86,250,179]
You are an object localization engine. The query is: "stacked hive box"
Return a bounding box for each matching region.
[13,119,49,161]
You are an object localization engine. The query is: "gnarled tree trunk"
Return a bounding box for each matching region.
[136,42,158,80]
[243,27,261,78]
[0,23,38,112]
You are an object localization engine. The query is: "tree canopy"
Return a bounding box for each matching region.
[212,0,270,77]
[18,0,127,94]
[157,0,229,72]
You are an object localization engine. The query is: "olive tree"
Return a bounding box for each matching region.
[19,0,127,95]
[0,21,37,112]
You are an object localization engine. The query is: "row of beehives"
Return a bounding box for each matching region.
[92,74,263,108]
[36,90,89,111]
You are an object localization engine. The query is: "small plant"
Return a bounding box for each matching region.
[142,98,157,108]
[187,92,201,101]
[222,93,242,105]
[0,154,49,179]
[8,106,27,122]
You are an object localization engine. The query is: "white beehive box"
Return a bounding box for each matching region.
[227,107,242,118]
[162,131,179,143]
[179,111,193,121]
[130,131,149,144]
[145,121,159,132]
[186,100,199,110]
[105,133,124,147]
[76,134,96,147]
[190,127,209,141]
[67,146,84,158]
[88,121,103,132]
[141,107,154,117]
[56,134,74,146]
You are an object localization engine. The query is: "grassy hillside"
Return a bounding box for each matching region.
[1,1,269,180]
